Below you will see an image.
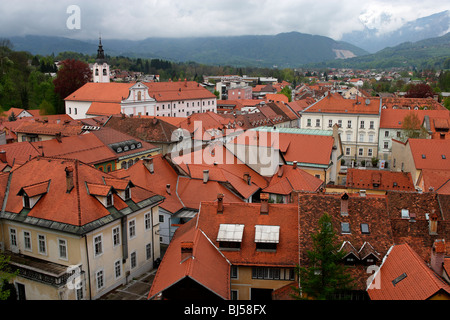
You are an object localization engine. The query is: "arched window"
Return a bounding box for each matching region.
[106,164,112,173]
[103,68,107,76]
[121,161,127,169]
[98,166,104,172]
[95,68,99,76]
[137,91,142,101]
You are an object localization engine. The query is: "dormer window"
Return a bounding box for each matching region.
[23,194,31,209]
[255,225,280,251]
[217,224,244,250]
[17,180,50,210]
[86,183,115,208]
[124,187,130,200]
[106,193,113,207]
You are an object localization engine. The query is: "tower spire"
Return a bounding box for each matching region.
[96,33,105,62]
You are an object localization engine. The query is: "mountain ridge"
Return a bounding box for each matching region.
[7,32,368,68]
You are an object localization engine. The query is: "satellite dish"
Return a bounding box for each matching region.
[365,99,370,105]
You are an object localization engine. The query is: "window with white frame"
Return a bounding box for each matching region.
[338,120,342,127]
[359,133,364,142]
[369,121,374,129]
[129,219,136,239]
[307,119,311,127]
[369,134,374,143]
[23,231,31,251]
[58,238,68,260]
[9,228,17,247]
[145,213,151,231]
[359,148,364,156]
[384,142,389,149]
[113,227,120,247]
[347,120,352,128]
[315,119,320,127]
[114,260,122,279]
[368,149,373,157]
[94,234,103,257]
[38,234,47,255]
[384,131,389,137]
[328,119,333,127]
[360,120,365,129]
[96,270,104,290]
[345,147,351,156]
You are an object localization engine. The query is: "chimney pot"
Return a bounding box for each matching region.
[166,184,171,195]
[431,239,446,276]
[203,170,209,184]
[143,157,154,174]
[293,161,298,169]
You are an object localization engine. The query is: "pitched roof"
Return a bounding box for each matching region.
[65,81,215,103]
[263,165,323,195]
[0,141,41,167]
[302,92,381,115]
[380,109,450,129]
[346,169,415,192]
[195,201,299,267]
[381,97,447,111]
[86,102,121,116]
[14,121,83,137]
[104,116,179,144]
[148,219,230,300]
[1,157,160,229]
[367,243,450,300]
[408,139,450,170]
[31,132,117,165]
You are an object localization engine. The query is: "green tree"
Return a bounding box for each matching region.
[0,254,19,300]
[293,213,354,300]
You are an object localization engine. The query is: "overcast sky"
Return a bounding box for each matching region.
[0,0,448,41]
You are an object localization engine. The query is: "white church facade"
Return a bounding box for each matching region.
[65,39,216,119]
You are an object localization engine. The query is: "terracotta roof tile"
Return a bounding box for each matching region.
[195,201,299,267]
[408,139,450,170]
[303,92,381,115]
[346,169,415,191]
[148,219,230,300]
[367,243,450,300]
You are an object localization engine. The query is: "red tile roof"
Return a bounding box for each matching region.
[14,121,83,137]
[148,219,230,300]
[2,157,159,227]
[346,169,415,192]
[65,81,215,103]
[408,139,450,170]
[195,201,299,267]
[367,243,450,300]
[0,141,41,167]
[86,102,121,116]
[263,165,323,194]
[303,92,381,115]
[380,109,450,129]
[382,97,446,111]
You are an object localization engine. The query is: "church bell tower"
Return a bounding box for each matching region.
[93,37,110,83]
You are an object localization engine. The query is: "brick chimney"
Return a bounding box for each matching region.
[55,132,62,143]
[0,150,6,163]
[430,239,446,276]
[293,161,298,169]
[143,157,154,174]
[180,241,194,262]
[203,170,209,184]
[217,193,224,214]
[65,166,74,193]
[429,211,438,235]
[260,193,269,214]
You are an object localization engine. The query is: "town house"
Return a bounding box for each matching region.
[0,157,163,300]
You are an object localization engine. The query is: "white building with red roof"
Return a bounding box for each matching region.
[65,80,217,120]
